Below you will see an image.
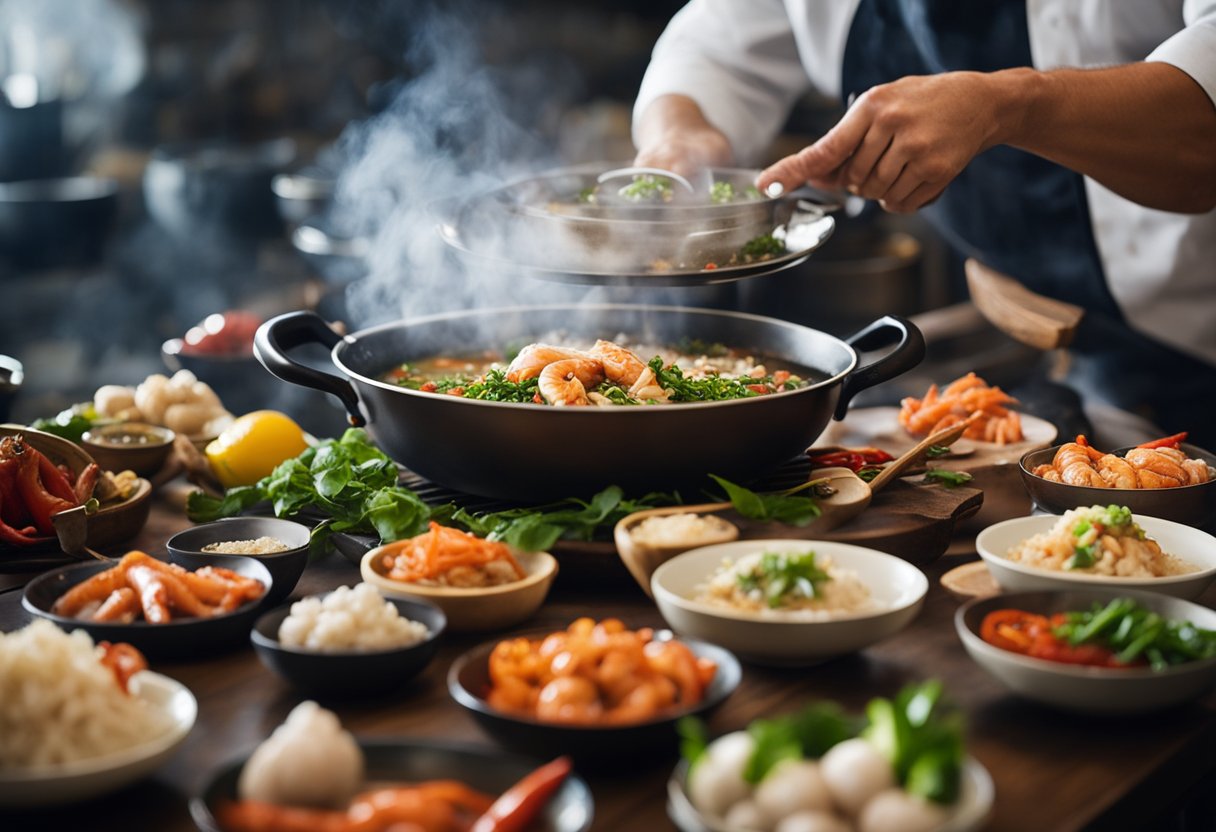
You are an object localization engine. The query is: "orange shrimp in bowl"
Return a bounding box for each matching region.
[587,339,647,387]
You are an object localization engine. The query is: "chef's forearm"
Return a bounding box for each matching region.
[994,63,1216,214]
[633,94,734,174]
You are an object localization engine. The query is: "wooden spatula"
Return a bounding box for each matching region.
[965,258,1083,350]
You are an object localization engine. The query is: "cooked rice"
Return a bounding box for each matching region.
[278,583,429,651]
[694,551,877,618]
[0,620,172,769]
[629,513,736,547]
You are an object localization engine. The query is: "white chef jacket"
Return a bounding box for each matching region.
[633,0,1216,370]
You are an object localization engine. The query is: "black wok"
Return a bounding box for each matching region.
[255,305,924,500]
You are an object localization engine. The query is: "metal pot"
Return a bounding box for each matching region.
[255,305,924,500]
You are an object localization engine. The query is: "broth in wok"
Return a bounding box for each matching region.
[383,338,822,407]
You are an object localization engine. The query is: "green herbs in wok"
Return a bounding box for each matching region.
[383,338,816,407]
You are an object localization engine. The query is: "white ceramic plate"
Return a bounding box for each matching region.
[667,755,994,832]
[956,588,1216,714]
[0,671,197,808]
[976,513,1216,600]
[650,539,928,665]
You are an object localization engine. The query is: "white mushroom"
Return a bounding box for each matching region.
[687,730,756,819]
[819,738,896,817]
[857,789,948,832]
[93,385,136,418]
[754,759,833,825]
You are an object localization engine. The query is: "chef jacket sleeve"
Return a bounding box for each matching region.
[632,0,812,165]
[1146,0,1216,107]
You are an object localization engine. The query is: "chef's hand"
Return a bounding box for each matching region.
[633,94,733,178]
[757,72,1003,213]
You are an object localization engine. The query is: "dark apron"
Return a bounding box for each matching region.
[841,0,1216,446]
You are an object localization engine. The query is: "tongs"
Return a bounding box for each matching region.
[52,500,111,562]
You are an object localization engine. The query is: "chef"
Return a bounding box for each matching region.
[632,1,1216,447]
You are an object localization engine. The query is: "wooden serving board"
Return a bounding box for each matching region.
[554,478,983,589]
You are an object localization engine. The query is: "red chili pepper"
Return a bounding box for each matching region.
[1137,432,1188,450]
[419,381,438,393]
[471,756,572,832]
[704,262,718,270]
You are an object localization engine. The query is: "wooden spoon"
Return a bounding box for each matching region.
[615,466,873,597]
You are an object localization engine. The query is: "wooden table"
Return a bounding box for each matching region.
[2,495,1214,831]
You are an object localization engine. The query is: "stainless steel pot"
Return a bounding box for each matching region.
[255,305,924,500]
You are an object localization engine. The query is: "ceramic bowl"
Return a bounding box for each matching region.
[0,355,22,423]
[191,739,594,832]
[667,754,995,832]
[0,671,196,808]
[975,513,1216,600]
[448,629,741,766]
[23,555,272,659]
[0,424,153,551]
[360,545,558,632]
[167,517,311,605]
[956,588,1216,714]
[650,539,928,666]
[250,592,445,698]
[81,422,175,478]
[1019,443,1216,528]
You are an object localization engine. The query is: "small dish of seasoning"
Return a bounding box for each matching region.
[168,518,311,605]
[81,422,176,478]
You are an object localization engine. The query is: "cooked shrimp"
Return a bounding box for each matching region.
[643,640,710,705]
[588,339,647,386]
[535,675,604,723]
[126,565,172,624]
[92,587,141,623]
[52,562,131,617]
[1182,458,1213,485]
[504,344,589,382]
[1097,454,1138,489]
[1125,448,1188,488]
[1054,443,1106,487]
[1032,464,1063,483]
[538,358,604,406]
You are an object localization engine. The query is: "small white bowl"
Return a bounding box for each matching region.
[976,513,1216,600]
[361,545,558,632]
[0,671,197,807]
[956,588,1216,714]
[650,539,928,666]
[667,754,994,832]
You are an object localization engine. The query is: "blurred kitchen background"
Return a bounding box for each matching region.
[0,0,1033,436]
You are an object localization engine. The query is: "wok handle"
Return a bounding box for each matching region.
[254,312,366,427]
[834,315,926,420]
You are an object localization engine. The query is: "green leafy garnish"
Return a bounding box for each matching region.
[735,550,832,608]
[857,466,884,483]
[1053,598,1216,671]
[647,357,796,402]
[740,703,858,783]
[924,444,952,459]
[31,404,99,443]
[577,186,597,204]
[739,233,786,261]
[1065,543,1096,570]
[863,681,964,804]
[674,337,729,358]
[922,468,973,488]
[710,181,735,203]
[677,716,710,770]
[708,474,821,526]
[618,174,673,202]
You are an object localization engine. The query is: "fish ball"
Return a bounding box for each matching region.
[723,799,770,831]
[687,731,756,818]
[94,385,136,418]
[774,810,853,832]
[755,759,833,824]
[858,789,948,832]
[820,738,896,816]
[238,701,363,809]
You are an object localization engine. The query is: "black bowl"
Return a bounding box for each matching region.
[448,629,741,766]
[272,169,335,227]
[22,555,272,660]
[1020,442,1216,529]
[0,177,119,269]
[250,593,446,698]
[190,739,594,832]
[167,517,310,605]
[0,355,22,422]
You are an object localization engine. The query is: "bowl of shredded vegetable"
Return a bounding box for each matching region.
[360,522,558,632]
[956,588,1216,714]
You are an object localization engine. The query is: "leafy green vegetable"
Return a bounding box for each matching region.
[708,474,821,526]
[31,404,99,443]
[924,444,952,459]
[674,337,729,358]
[742,703,857,783]
[618,174,673,202]
[677,716,710,771]
[735,550,832,608]
[576,186,597,204]
[1053,598,1216,671]
[739,233,787,261]
[862,680,964,804]
[857,466,884,483]
[922,468,973,488]
[1064,543,1096,570]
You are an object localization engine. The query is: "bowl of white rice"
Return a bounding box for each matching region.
[0,620,197,807]
[250,583,446,698]
[651,539,928,666]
